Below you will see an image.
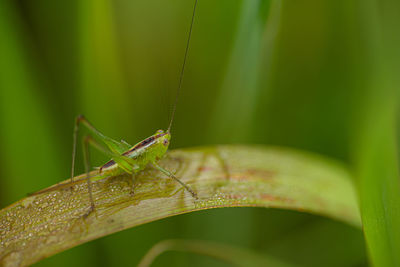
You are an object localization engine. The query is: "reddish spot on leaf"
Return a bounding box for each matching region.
[197,166,213,172]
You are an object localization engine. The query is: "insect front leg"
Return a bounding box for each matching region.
[152,161,198,199]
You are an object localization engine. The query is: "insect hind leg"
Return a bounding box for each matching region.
[82,135,97,218]
[80,134,135,218]
[70,115,131,185]
[80,134,120,218]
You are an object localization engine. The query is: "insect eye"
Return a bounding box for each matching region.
[163,139,169,146]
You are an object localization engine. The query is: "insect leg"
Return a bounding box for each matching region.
[82,135,96,217]
[121,139,132,147]
[130,172,136,196]
[80,134,136,217]
[152,161,197,199]
[70,115,131,184]
[70,116,80,184]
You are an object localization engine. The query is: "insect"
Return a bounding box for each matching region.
[31,0,199,217]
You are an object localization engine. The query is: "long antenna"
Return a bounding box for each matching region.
[167,0,198,133]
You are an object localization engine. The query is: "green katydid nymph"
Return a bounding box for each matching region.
[31,0,199,217]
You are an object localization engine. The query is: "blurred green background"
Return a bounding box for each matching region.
[1,0,399,266]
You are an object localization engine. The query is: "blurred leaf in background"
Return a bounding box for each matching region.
[1,0,399,266]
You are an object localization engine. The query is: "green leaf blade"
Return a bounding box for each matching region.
[0,145,360,266]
